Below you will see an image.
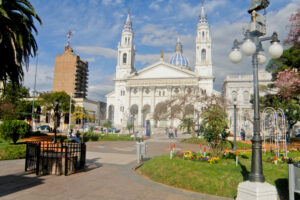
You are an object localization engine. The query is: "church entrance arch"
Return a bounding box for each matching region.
[108,105,114,123]
[154,102,168,128]
[142,105,151,127]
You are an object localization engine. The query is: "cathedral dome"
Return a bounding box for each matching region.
[169,37,189,68]
[170,53,189,67]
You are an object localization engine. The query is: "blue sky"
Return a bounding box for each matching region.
[24,0,300,102]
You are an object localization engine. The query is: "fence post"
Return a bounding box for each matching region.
[80,143,86,169]
[25,143,29,172]
[64,146,68,176]
[36,142,41,175]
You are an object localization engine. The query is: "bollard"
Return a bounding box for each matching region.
[136,142,141,163]
[274,156,277,165]
[236,150,238,167]
[204,146,206,157]
[200,144,202,154]
[170,145,173,159]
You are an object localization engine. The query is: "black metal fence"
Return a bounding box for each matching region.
[25,141,86,176]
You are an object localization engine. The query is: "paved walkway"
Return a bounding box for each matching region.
[0,134,231,200]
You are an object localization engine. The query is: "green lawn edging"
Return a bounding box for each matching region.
[139,152,295,199]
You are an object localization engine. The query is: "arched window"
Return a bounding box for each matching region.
[128,38,130,44]
[125,37,127,44]
[202,31,205,39]
[201,49,206,62]
[243,91,250,104]
[123,53,127,64]
[232,91,238,102]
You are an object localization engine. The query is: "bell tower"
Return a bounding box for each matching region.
[195,2,212,77]
[116,11,136,79]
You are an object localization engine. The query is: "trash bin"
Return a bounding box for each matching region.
[289,162,300,200]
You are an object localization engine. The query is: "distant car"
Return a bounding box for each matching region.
[37,125,51,133]
[108,127,120,133]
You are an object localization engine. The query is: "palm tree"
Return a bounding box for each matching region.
[72,107,95,128]
[0,0,42,86]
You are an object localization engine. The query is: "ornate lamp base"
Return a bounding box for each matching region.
[236,181,277,200]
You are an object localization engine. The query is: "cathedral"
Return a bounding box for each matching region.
[106,5,216,128]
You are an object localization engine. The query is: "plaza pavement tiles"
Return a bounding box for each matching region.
[0,136,231,200]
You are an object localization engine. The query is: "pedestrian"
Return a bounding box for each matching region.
[240,129,245,141]
[174,128,177,137]
[76,130,81,138]
[165,127,168,135]
[169,128,174,138]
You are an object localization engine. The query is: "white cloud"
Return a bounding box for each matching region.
[86,57,96,62]
[87,75,115,101]
[140,24,177,46]
[74,46,117,59]
[23,64,54,92]
[210,1,299,91]
[102,0,123,6]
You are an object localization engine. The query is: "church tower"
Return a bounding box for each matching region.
[116,11,136,79]
[195,3,212,77]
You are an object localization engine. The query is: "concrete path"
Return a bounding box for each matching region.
[0,134,231,200]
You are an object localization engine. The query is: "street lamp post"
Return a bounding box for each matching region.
[53,100,61,143]
[229,1,283,199]
[233,100,237,152]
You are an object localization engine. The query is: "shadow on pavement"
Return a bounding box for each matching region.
[84,158,103,172]
[0,173,44,197]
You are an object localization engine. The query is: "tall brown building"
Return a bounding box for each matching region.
[53,46,88,98]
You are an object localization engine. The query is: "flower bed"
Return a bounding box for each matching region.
[175,150,219,164]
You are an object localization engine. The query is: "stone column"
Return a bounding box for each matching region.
[150,86,156,127]
[126,87,131,125]
[138,87,143,127]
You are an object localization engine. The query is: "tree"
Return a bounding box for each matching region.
[201,105,228,157]
[260,94,300,138]
[0,120,31,144]
[0,0,42,86]
[274,69,300,100]
[179,118,193,134]
[0,82,32,120]
[72,106,95,128]
[285,7,300,48]
[266,47,300,80]
[153,89,228,138]
[37,91,74,124]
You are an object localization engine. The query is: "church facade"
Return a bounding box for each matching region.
[106,5,215,128]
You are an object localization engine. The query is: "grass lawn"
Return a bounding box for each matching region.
[139,152,299,199]
[182,138,252,150]
[82,132,138,142]
[0,140,26,160]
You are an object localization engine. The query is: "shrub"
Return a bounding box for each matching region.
[0,120,31,144]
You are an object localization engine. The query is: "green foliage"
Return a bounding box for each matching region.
[38,91,74,119]
[81,132,135,142]
[266,46,300,80]
[182,138,252,150]
[0,82,32,120]
[0,0,42,86]
[179,118,193,134]
[0,120,31,143]
[127,124,134,133]
[201,105,228,157]
[103,120,112,129]
[0,143,26,160]
[72,106,95,128]
[260,94,300,132]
